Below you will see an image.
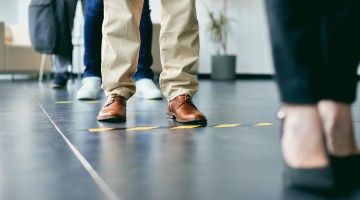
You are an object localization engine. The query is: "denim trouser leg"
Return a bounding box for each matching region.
[83,0,103,78]
[84,0,153,80]
[134,0,154,81]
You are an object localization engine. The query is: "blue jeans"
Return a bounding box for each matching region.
[83,0,154,81]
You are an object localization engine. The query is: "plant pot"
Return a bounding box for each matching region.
[211,55,236,80]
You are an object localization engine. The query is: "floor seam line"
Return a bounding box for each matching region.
[36,101,120,200]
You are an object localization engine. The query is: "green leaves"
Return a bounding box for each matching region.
[203,0,230,55]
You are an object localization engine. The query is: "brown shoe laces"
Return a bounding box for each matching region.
[109,93,124,100]
[175,94,196,110]
[105,93,125,107]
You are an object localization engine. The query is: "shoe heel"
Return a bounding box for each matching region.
[278,109,335,192]
[330,155,360,192]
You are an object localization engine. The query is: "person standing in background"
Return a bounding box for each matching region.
[51,0,84,89]
[77,0,162,100]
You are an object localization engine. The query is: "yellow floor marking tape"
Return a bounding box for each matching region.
[55,101,73,104]
[88,122,275,133]
[126,126,159,131]
[254,123,274,126]
[170,125,202,130]
[214,124,241,128]
[89,128,116,133]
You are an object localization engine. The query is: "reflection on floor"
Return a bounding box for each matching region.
[1,80,360,200]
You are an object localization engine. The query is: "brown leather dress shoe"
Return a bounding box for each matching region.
[97,94,126,122]
[167,94,207,125]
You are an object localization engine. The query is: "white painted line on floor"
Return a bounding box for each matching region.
[38,103,120,200]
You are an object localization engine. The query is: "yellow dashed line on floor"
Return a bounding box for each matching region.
[126,126,159,131]
[89,128,116,133]
[55,101,276,132]
[170,125,202,130]
[55,101,73,104]
[214,124,241,128]
[88,123,275,133]
[254,123,274,126]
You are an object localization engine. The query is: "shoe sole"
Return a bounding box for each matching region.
[166,112,207,126]
[97,116,126,123]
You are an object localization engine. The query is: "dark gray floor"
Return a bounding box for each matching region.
[1,80,360,200]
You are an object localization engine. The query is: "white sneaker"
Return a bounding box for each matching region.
[135,78,163,100]
[76,77,102,100]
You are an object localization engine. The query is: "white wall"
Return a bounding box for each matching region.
[0,0,19,24]
[150,0,274,74]
[17,0,31,25]
[0,0,30,25]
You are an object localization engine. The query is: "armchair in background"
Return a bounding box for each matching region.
[0,21,51,78]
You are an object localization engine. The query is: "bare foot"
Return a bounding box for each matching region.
[318,100,359,156]
[280,105,329,168]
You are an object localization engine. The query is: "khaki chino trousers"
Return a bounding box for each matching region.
[101,0,200,101]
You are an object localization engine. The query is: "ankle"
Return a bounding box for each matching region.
[281,105,329,168]
[318,100,358,156]
[325,124,358,156]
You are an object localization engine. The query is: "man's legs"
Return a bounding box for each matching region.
[101,0,143,99]
[160,0,206,124]
[97,0,143,122]
[98,0,205,124]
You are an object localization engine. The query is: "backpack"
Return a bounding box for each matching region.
[28,0,57,54]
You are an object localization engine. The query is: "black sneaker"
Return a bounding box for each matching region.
[52,72,69,89]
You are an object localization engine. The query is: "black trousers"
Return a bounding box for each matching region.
[265,0,360,104]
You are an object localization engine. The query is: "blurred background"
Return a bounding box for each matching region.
[0,0,275,78]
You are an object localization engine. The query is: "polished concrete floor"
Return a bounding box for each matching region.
[1,80,360,200]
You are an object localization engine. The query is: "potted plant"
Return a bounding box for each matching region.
[204,0,236,80]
